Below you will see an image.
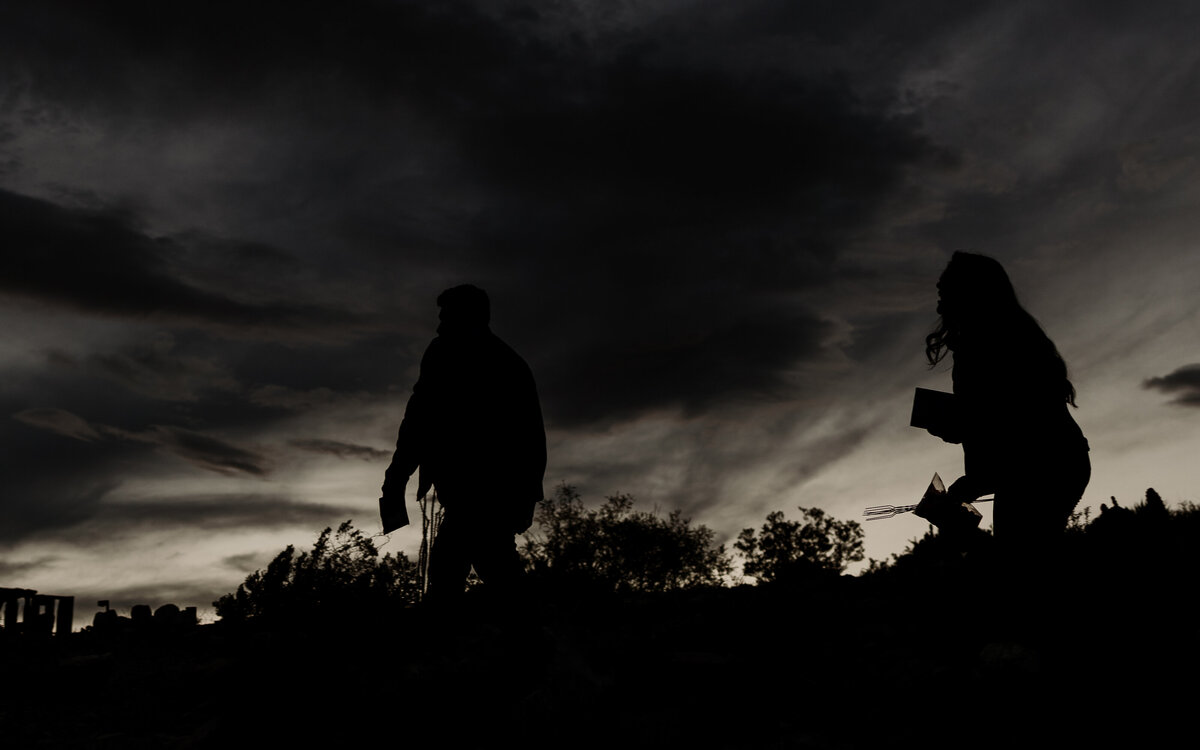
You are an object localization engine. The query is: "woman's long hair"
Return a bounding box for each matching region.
[926,251,1077,406]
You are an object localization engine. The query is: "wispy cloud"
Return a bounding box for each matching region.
[13,408,269,475]
[1144,364,1200,407]
[81,494,346,533]
[289,439,390,461]
[0,556,60,580]
[12,407,102,442]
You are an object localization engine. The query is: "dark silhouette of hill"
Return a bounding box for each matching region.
[3,490,1196,749]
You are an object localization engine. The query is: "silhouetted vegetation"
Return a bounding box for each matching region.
[735,506,865,583]
[10,487,1200,749]
[520,484,733,593]
[866,486,1200,583]
[213,520,420,625]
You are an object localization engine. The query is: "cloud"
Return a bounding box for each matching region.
[535,306,833,427]
[0,189,363,337]
[83,494,346,533]
[3,0,1197,614]
[0,556,59,580]
[2,1,943,432]
[143,426,270,476]
[85,333,241,402]
[401,29,937,428]
[1144,364,1200,407]
[2,486,348,548]
[221,552,266,574]
[0,471,120,544]
[289,439,391,461]
[12,408,269,476]
[12,407,102,442]
[0,2,964,604]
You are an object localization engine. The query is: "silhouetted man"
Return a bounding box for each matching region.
[381,285,546,602]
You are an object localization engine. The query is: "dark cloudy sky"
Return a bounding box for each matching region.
[4,1,1199,625]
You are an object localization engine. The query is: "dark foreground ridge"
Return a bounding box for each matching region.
[3,548,1194,750]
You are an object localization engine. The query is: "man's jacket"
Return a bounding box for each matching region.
[383,325,546,524]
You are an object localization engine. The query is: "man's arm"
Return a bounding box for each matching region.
[381,421,418,499]
[381,342,438,499]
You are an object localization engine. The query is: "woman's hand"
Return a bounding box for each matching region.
[915,474,984,534]
[946,475,983,504]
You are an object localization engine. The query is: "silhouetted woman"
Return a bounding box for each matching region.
[925,252,1090,554]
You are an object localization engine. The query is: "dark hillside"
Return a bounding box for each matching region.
[4,496,1197,748]
[4,576,1194,748]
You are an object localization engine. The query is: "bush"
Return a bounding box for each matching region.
[214,520,421,624]
[736,507,864,583]
[521,485,733,593]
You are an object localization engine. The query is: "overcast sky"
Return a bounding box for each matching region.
[4,0,1199,626]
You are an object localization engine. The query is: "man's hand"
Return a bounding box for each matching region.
[511,500,537,535]
[379,478,410,533]
[381,470,406,499]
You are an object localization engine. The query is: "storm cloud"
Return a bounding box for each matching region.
[0,189,364,336]
[0,0,943,432]
[3,0,1200,607]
